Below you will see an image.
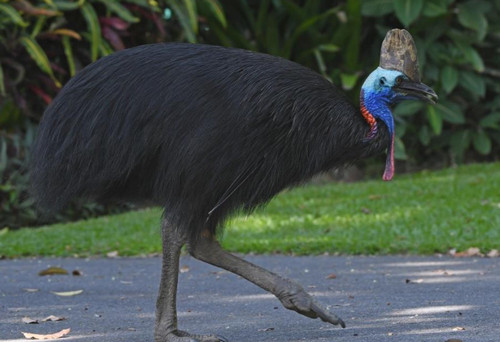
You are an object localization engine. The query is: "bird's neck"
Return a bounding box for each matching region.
[360,89,395,181]
[360,89,394,136]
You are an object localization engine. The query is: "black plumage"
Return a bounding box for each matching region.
[31,43,388,240]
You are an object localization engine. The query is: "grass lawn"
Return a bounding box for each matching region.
[1,162,499,257]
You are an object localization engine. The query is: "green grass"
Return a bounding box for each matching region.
[1,163,499,257]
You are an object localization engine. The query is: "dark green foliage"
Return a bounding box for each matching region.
[0,0,167,228]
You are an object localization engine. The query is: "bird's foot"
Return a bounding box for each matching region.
[157,329,228,342]
[277,282,346,328]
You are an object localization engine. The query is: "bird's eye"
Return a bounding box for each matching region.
[395,76,404,85]
[379,77,387,86]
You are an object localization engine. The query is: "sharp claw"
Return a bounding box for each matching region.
[311,302,346,328]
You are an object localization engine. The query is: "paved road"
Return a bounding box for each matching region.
[1,255,498,342]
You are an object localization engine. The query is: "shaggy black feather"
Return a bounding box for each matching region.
[30,43,389,240]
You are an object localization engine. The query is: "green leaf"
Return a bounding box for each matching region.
[479,112,500,129]
[361,0,394,16]
[422,0,447,17]
[440,66,458,94]
[473,130,491,155]
[96,0,140,23]
[394,136,407,160]
[460,71,486,98]
[19,36,61,87]
[426,105,442,135]
[202,0,227,28]
[313,49,326,75]
[317,44,339,53]
[61,36,76,77]
[340,73,359,91]
[394,0,423,27]
[457,3,488,40]
[418,125,431,146]
[166,0,198,43]
[393,101,424,117]
[81,3,101,61]
[435,100,465,124]
[465,48,485,72]
[124,0,160,11]
[450,129,471,162]
[53,0,81,11]
[0,3,29,27]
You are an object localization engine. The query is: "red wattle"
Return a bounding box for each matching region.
[382,134,395,181]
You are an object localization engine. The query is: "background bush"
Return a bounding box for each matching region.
[1,0,499,228]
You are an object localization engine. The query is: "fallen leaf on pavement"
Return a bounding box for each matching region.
[21,328,70,340]
[487,249,499,258]
[51,290,83,297]
[23,288,40,293]
[445,339,463,342]
[106,251,119,258]
[452,326,466,331]
[22,317,38,324]
[453,247,483,257]
[42,315,66,322]
[72,270,82,276]
[38,267,68,276]
[325,273,337,279]
[258,327,275,332]
[180,265,190,273]
[405,278,423,284]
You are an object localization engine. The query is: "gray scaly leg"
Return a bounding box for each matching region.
[188,234,345,328]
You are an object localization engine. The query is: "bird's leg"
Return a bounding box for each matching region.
[188,233,345,328]
[155,221,227,342]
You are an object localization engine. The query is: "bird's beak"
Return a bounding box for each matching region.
[393,79,438,104]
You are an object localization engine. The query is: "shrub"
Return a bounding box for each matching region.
[0,0,166,228]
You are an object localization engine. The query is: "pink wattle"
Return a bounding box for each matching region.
[382,134,395,181]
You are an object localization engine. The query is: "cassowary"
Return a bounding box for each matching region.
[31,29,437,341]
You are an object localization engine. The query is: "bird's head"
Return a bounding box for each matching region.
[361,29,438,181]
[362,67,437,108]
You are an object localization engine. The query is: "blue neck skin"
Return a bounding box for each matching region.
[361,85,394,138]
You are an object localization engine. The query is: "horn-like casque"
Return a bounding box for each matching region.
[379,29,420,82]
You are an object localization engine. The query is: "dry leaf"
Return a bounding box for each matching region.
[445,339,463,342]
[23,288,40,293]
[72,270,82,276]
[22,317,38,324]
[258,327,275,332]
[454,247,483,257]
[51,290,83,297]
[405,278,423,284]
[21,328,70,340]
[325,273,337,279]
[42,315,65,322]
[38,267,68,276]
[487,249,499,258]
[452,326,466,331]
[180,265,190,273]
[106,251,119,258]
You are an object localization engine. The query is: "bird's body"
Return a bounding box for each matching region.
[31,35,436,342]
[31,43,389,240]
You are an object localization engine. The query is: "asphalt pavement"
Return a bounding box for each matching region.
[1,255,499,342]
